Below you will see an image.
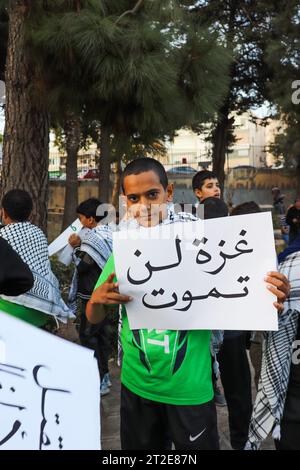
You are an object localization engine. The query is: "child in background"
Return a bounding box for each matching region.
[68,198,113,396]
[192,170,221,203]
[0,189,72,326]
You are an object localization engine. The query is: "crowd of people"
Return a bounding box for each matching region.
[0,158,299,450]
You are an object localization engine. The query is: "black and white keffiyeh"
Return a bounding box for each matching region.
[79,224,113,270]
[0,222,73,323]
[245,251,300,450]
[68,224,113,308]
[118,202,197,231]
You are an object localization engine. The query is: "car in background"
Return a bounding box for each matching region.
[166,165,197,176]
[81,168,100,179]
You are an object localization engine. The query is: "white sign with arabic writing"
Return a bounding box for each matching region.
[0,312,100,450]
[113,212,278,331]
[48,218,82,257]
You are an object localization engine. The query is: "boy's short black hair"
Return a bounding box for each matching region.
[2,189,33,222]
[202,197,228,219]
[121,158,168,192]
[77,198,103,222]
[231,201,261,216]
[192,170,218,191]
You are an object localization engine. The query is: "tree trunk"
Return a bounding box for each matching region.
[297,164,300,197]
[62,115,81,230]
[211,103,234,190]
[1,1,49,233]
[98,124,111,203]
[211,1,238,193]
[111,158,122,209]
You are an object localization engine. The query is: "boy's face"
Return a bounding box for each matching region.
[194,177,221,202]
[123,170,173,227]
[78,214,97,229]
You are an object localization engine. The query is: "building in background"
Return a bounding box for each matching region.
[49,134,98,179]
[160,112,279,172]
[47,112,282,178]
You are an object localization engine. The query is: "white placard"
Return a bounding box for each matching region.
[48,219,82,257]
[113,212,278,331]
[0,312,100,450]
[56,227,90,266]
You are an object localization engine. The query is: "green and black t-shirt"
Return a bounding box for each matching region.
[95,254,213,406]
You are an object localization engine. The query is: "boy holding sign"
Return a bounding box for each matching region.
[87,158,289,450]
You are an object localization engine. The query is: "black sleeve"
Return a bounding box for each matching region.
[286,207,295,227]
[0,237,34,296]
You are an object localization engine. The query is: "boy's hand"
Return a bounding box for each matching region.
[264,271,290,312]
[69,234,81,248]
[90,273,132,305]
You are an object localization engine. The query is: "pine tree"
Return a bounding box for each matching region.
[1,0,231,230]
[264,0,300,190]
[1,0,50,232]
[190,0,275,188]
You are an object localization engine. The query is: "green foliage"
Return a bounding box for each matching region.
[263,1,300,171]
[270,123,300,169]
[26,1,230,138]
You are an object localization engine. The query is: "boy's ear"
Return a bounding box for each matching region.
[194,188,202,200]
[166,183,174,202]
[1,208,8,221]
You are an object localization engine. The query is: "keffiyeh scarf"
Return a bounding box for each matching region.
[245,251,300,450]
[68,224,113,308]
[0,222,73,323]
[79,224,114,271]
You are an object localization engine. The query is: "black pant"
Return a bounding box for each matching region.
[274,421,300,450]
[78,300,111,380]
[120,385,219,450]
[218,333,252,450]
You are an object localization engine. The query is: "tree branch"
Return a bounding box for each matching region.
[115,0,144,25]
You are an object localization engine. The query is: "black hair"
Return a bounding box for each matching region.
[192,170,218,191]
[202,197,228,220]
[231,201,261,216]
[121,158,168,192]
[2,189,33,222]
[77,198,104,222]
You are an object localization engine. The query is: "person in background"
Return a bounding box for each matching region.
[271,187,289,245]
[272,187,285,215]
[286,197,300,245]
[0,237,34,297]
[192,170,221,204]
[192,175,226,408]
[68,198,113,396]
[0,189,73,327]
[220,201,261,449]
[247,237,300,450]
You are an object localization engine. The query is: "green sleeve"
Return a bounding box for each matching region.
[94,253,117,290]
